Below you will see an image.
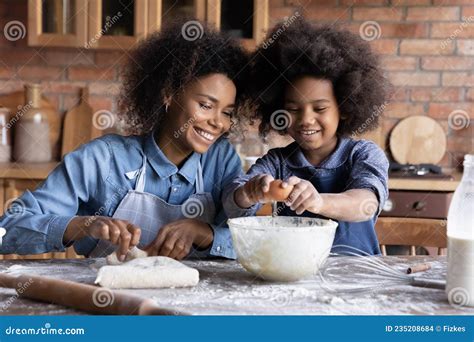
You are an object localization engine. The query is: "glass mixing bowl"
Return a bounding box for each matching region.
[228,216,338,282]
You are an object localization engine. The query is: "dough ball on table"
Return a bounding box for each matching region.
[95,256,199,289]
[106,246,148,265]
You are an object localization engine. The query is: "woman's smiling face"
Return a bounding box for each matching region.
[284,76,340,160]
[165,73,236,155]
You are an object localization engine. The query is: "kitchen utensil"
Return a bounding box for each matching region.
[319,247,445,294]
[389,116,446,165]
[0,273,187,315]
[61,87,101,157]
[228,216,338,282]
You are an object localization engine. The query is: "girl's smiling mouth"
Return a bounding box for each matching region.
[299,129,322,136]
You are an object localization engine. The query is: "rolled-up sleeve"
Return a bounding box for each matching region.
[345,140,389,214]
[0,138,109,255]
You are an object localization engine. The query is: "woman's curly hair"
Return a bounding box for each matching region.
[249,17,392,137]
[119,19,250,135]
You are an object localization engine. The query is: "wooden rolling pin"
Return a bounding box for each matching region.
[0,273,187,315]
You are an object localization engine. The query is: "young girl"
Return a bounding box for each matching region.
[0,20,249,261]
[224,19,391,255]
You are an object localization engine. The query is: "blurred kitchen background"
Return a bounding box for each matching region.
[0,0,472,259]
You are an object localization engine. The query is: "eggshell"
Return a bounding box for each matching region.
[266,180,294,202]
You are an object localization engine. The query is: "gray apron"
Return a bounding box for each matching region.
[90,155,216,258]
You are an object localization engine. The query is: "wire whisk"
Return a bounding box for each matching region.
[318,245,446,294]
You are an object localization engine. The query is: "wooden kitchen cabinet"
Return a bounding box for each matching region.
[28,0,270,49]
[377,175,461,256]
[87,0,147,49]
[0,163,81,260]
[28,0,88,47]
[29,0,150,49]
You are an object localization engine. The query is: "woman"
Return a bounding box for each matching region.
[0,20,249,261]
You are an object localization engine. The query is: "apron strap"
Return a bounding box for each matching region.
[195,160,204,194]
[135,155,147,192]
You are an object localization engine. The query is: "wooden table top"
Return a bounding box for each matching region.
[1,255,472,316]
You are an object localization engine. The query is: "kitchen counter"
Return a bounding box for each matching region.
[1,256,473,315]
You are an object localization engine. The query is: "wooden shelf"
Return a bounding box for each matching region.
[0,162,58,179]
[388,174,461,192]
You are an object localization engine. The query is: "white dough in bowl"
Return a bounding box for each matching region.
[95,256,199,289]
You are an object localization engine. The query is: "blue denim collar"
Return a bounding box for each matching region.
[143,132,200,184]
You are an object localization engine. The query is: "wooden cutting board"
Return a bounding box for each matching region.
[389,116,446,165]
[61,87,101,157]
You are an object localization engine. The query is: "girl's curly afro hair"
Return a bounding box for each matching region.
[250,17,392,137]
[119,19,250,135]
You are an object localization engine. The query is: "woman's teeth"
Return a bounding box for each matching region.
[195,128,215,141]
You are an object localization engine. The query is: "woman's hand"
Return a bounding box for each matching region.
[64,216,141,260]
[234,174,275,208]
[284,176,324,215]
[144,219,214,260]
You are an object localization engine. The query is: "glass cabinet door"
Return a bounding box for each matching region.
[28,0,88,47]
[148,0,206,34]
[206,0,269,50]
[87,0,147,49]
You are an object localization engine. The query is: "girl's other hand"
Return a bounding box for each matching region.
[284,176,324,215]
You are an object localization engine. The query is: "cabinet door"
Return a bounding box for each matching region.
[206,0,269,50]
[1,179,81,260]
[28,0,88,47]
[87,0,147,49]
[148,0,207,33]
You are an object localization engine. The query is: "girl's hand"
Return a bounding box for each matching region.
[284,176,324,215]
[234,174,275,208]
[145,219,214,260]
[64,216,141,261]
